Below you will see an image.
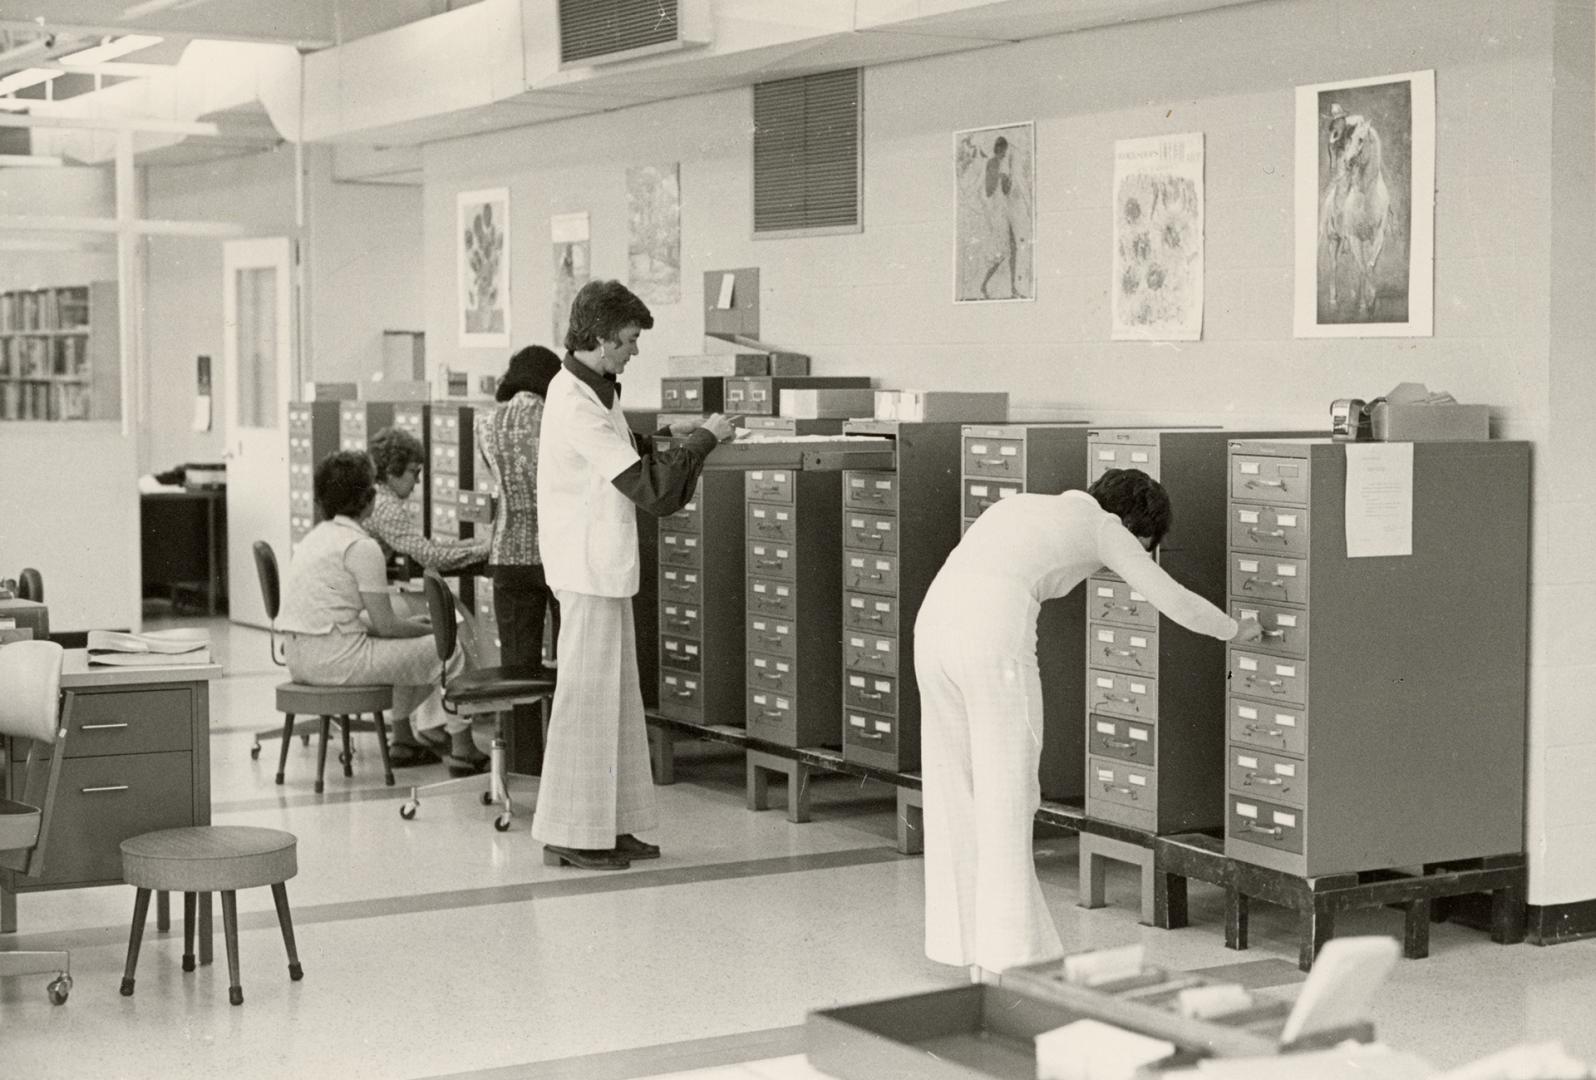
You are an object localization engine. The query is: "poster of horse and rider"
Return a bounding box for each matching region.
[1295,69,1435,337]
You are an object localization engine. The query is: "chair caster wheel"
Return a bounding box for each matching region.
[399,801,418,820]
[48,974,71,1005]
[229,987,244,1006]
[481,791,495,806]
[289,962,304,982]
[337,751,351,766]
[249,744,261,760]
[494,814,512,832]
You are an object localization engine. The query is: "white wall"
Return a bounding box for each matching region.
[419,0,1593,903]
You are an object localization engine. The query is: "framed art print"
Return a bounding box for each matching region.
[458,187,510,348]
[954,122,1036,303]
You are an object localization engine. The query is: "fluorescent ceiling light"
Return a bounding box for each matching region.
[0,68,62,95]
[59,34,163,66]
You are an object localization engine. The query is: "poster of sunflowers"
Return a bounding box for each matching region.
[458,188,510,347]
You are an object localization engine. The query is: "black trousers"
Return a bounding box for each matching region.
[489,563,559,774]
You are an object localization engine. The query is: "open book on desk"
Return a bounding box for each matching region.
[87,628,211,666]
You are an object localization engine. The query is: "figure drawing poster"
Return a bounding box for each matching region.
[627,163,681,305]
[551,211,591,352]
[1295,69,1434,337]
[458,188,510,348]
[954,122,1035,302]
[1112,132,1205,341]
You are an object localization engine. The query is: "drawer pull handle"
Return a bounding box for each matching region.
[755,485,780,496]
[759,709,785,719]
[865,572,884,581]
[756,559,784,568]
[1248,528,1288,541]
[978,457,1008,467]
[759,635,784,646]
[80,723,130,731]
[1103,602,1142,616]
[859,691,884,701]
[1245,676,1287,692]
[671,690,695,700]
[854,730,886,741]
[1103,648,1142,664]
[1245,478,1287,490]
[1241,577,1287,591]
[1261,629,1287,640]
[668,619,692,629]
[857,655,886,667]
[82,785,130,794]
[758,672,783,682]
[1102,738,1137,752]
[1241,822,1284,839]
[757,522,782,532]
[1242,723,1286,737]
[975,498,996,510]
[862,532,885,543]
[756,598,783,609]
[667,552,694,563]
[1102,693,1137,704]
[1101,783,1139,800]
[667,583,693,593]
[1241,772,1284,787]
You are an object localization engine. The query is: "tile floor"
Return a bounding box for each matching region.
[1,614,1593,1079]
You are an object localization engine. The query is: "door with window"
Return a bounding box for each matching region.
[223,237,294,629]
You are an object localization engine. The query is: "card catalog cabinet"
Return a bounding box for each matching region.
[745,468,843,747]
[339,401,395,453]
[961,423,1090,801]
[287,402,341,554]
[725,376,872,417]
[1224,439,1529,877]
[392,403,430,538]
[839,421,966,773]
[429,405,479,608]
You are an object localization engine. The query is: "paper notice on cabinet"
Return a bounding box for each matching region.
[1344,442,1413,558]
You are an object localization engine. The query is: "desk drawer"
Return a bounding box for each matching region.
[747,540,796,580]
[962,479,1023,520]
[1087,668,1158,723]
[1230,455,1307,505]
[844,633,899,677]
[746,687,796,740]
[659,497,701,534]
[1088,622,1157,677]
[1229,746,1306,807]
[659,670,702,717]
[1231,555,1308,606]
[746,469,795,504]
[747,502,797,543]
[748,652,798,696]
[1088,715,1155,766]
[17,751,195,886]
[1090,442,1159,483]
[843,512,899,554]
[1229,795,1305,855]
[1088,756,1158,814]
[1230,601,1309,658]
[660,531,703,569]
[659,568,702,604]
[1230,651,1307,707]
[963,435,1026,480]
[843,591,899,635]
[844,472,897,512]
[1087,576,1158,630]
[659,601,701,639]
[1228,697,1308,757]
[844,672,898,716]
[746,617,796,659]
[660,635,702,673]
[843,552,899,595]
[748,577,797,619]
[65,688,192,758]
[845,710,898,757]
[1230,503,1309,557]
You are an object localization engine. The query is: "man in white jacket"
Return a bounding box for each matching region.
[535,280,734,871]
[915,468,1263,980]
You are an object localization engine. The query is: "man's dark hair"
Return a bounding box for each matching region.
[314,450,377,520]
[1088,468,1172,551]
[497,344,562,402]
[367,427,424,481]
[564,279,653,354]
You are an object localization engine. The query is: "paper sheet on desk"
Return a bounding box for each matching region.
[1161,1042,1434,1078]
[1344,442,1413,558]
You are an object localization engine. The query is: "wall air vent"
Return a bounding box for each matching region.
[557,0,711,67]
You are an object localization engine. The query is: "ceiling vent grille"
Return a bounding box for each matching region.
[753,69,863,237]
[557,0,710,67]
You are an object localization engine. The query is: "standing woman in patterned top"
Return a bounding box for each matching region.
[475,345,563,694]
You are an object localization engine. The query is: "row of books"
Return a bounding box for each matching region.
[0,287,91,333]
[0,381,93,421]
[0,334,90,379]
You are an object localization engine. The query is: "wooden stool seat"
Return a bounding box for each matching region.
[274,682,391,715]
[119,826,303,1006]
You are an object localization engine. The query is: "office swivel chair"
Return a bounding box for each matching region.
[16,568,42,602]
[398,572,554,831]
[247,541,396,793]
[0,640,72,1005]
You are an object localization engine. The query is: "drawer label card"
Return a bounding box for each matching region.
[850,637,865,648]
[1278,514,1298,527]
[1239,559,1260,572]
[754,584,768,594]
[773,472,787,481]
[1096,677,1115,689]
[1237,754,1259,768]
[1097,769,1115,782]
[1238,608,1259,621]
[1097,721,1116,734]
[1128,774,1147,786]
[970,444,988,454]
[850,676,866,687]
[685,538,698,548]
[754,509,768,519]
[685,644,699,656]
[665,605,679,616]
[874,601,890,612]
[754,658,769,669]
[1131,451,1149,463]
[754,545,768,555]
[1273,811,1297,827]
[875,560,891,571]
[776,587,789,597]
[850,478,864,487]
[850,557,866,568]
[665,676,679,686]
[1237,802,1259,818]
[1275,664,1297,677]
[1098,450,1117,461]
[878,521,893,531]
[1129,682,1147,694]
[777,512,790,522]
[1275,763,1297,777]
[1276,714,1297,727]
[1097,586,1115,597]
[1000,445,1019,457]
[849,715,867,727]
[876,640,892,652]
[851,517,865,528]
[1239,509,1260,524]
[1130,591,1146,602]
[875,480,891,490]
[999,488,1017,498]
[850,598,864,609]
[753,693,768,706]
[1240,462,1260,475]
[1239,657,1259,671]
[777,698,790,709]
[1098,630,1116,642]
[752,471,766,480]
[776,624,790,634]
[777,548,790,558]
[686,574,699,584]
[753,620,767,631]
[1277,614,1298,627]
[1278,564,1298,577]
[686,389,700,399]
[874,720,891,733]
[970,484,990,497]
[1130,636,1148,648]
[874,680,891,692]
[1129,728,1148,742]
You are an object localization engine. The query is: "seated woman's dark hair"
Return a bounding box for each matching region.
[564,279,653,354]
[497,344,562,402]
[367,427,425,481]
[1088,468,1172,551]
[314,450,377,519]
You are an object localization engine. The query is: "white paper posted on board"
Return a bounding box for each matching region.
[1344,442,1413,558]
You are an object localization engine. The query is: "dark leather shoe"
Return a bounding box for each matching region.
[615,834,660,860]
[542,845,630,870]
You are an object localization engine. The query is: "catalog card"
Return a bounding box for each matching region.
[1344,442,1413,557]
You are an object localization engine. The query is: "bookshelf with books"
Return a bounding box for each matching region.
[0,282,119,421]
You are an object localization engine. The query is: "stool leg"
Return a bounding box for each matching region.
[1225,888,1249,951]
[276,712,296,785]
[315,715,331,794]
[120,887,152,996]
[1156,872,1189,930]
[272,882,304,981]
[340,715,354,777]
[222,890,243,1005]
[1404,898,1432,959]
[200,892,213,965]
[182,892,197,972]
[372,712,395,788]
[157,890,171,933]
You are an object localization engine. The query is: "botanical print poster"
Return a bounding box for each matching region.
[954,122,1035,302]
[1295,69,1434,337]
[457,188,509,348]
[1112,132,1204,341]
[551,211,590,352]
[627,163,681,305]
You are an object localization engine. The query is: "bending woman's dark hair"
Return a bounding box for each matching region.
[496,345,562,402]
[314,450,377,520]
[1087,468,1172,551]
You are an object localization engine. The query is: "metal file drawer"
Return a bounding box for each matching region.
[433,443,460,474]
[747,502,797,543]
[727,376,775,414]
[1230,650,1308,707]
[1087,668,1158,722]
[660,497,701,534]
[844,633,898,677]
[1088,622,1158,676]
[1228,697,1308,757]
[746,469,795,504]
[844,672,898,716]
[1088,756,1158,813]
[843,512,899,554]
[1228,795,1305,854]
[1090,442,1159,482]
[843,552,899,595]
[659,568,702,604]
[431,504,459,534]
[394,405,425,436]
[747,540,796,580]
[339,435,365,452]
[1229,746,1306,808]
[844,471,898,512]
[1230,503,1310,556]
[660,378,710,413]
[962,434,1026,479]
[1230,601,1309,658]
[288,434,314,462]
[1088,715,1155,766]
[748,652,798,696]
[339,403,365,434]
[1230,554,1308,606]
[659,670,702,715]
[748,577,797,619]
[1087,576,1158,630]
[290,461,313,485]
[458,490,493,525]
[1230,455,1307,505]
[660,531,703,568]
[290,490,313,514]
[288,408,312,434]
[962,479,1023,519]
[845,711,898,757]
[431,473,459,505]
[66,689,193,758]
[746,687,796,737]
[430,410,461,443]
[843,591,899,634]
[660,635,702,673]
[746,617,797,659]
[659,601,701,639]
